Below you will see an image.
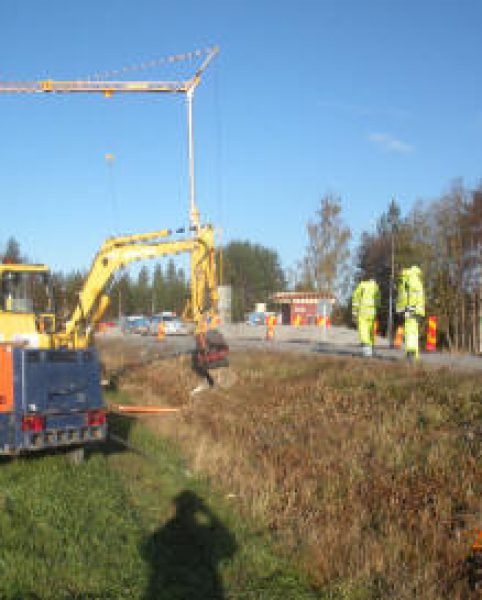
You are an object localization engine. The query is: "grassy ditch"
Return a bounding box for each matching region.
[0,405,320,600]
[109,348,482,599]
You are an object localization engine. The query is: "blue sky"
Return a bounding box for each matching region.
[0,0,481,277]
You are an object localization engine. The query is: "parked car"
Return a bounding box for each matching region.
[149,313,189,336]
[163,315,189,335]
[124,316,150,335]
[136,317,151,335]
[245,311,266,326]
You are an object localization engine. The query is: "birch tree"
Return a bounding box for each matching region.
[299,194,351,299]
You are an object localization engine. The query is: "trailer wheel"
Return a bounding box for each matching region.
[66,446,85,465]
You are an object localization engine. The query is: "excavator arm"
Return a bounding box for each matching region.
[55,224,219,348]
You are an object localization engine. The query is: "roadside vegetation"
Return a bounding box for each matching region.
[1,343,479,599]
[0,397,320,599]
[111,348,482,599]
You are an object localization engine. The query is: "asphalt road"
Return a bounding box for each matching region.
[97,323,482,373]
[224,323,482,371]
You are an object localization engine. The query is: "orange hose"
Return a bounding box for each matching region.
[111,405,180,414]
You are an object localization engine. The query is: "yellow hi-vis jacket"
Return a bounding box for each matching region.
[352,279,381,320]
[396,266,425,317]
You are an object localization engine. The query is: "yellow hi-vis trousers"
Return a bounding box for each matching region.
[404,314,419,357]
[358,316,375,346]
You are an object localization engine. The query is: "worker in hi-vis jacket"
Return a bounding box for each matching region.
[352,277,381,357]
[396,265,425,360]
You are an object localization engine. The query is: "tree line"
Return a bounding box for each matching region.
[59,262,190,321]
[0,236,286,323]
[291,180,481,353]
[356,181,482,352]
[0,237,190,320]
[1,177,480,352]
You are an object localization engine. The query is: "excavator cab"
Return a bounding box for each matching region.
[0,263,56,347]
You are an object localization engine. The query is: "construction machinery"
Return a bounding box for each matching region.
[0,222,225,457]
[0,47,228,457]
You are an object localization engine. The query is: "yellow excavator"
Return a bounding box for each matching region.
[0,222,227,458]
[0,223,218,349]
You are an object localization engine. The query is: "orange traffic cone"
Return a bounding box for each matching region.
[426,316,437,351]
[394,325,404,348]
[157,321,165,341]
[266,315,276,341]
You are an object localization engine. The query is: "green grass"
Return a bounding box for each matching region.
[0,400,322,600]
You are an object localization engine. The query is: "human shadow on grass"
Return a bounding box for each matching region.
[142,490,237,600]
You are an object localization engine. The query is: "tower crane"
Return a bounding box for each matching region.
[0,47,227,458]
[0,45,219,229]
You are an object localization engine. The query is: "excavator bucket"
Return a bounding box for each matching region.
[194,329,229,370]
[189,329,231,396]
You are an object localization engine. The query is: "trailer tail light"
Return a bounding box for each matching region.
[87,409,106,427]
[21,415,46,432]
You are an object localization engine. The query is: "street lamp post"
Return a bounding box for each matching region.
[387,226,395,347]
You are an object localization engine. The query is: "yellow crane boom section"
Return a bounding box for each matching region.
[0,80,192,95]
[0,46,218,97]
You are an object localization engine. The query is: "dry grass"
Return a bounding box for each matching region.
[99,343,482,599]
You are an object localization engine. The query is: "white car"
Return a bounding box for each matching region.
[163,315,189,335]
[149,314,189,335]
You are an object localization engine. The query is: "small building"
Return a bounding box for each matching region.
[270,291,335,325]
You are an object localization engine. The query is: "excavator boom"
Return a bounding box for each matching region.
[57,224,219,348]
[0,224,220,349]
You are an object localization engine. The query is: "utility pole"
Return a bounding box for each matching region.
[479,247,482,354]
[387,199,396,347]
[118,288,122,321]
